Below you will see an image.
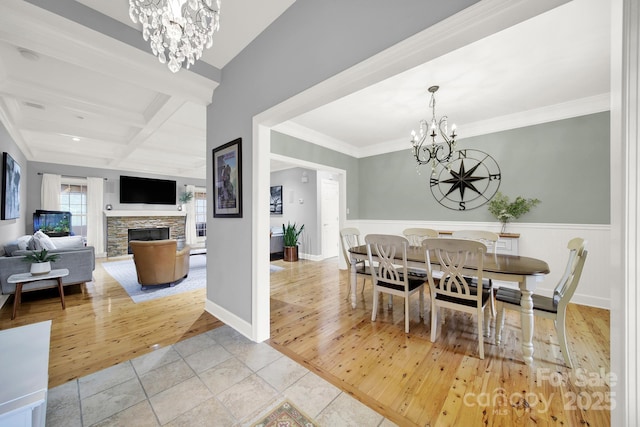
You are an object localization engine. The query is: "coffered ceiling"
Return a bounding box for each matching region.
[0,0,610,180]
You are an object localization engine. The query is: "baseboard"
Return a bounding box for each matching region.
[204,298,256,341]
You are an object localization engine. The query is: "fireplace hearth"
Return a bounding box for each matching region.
[105,211,186,257]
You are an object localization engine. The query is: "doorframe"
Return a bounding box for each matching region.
[319,177,340,259]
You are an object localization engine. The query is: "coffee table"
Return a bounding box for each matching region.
[8,268,69,319]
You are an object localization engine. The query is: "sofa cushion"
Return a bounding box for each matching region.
[3,235,34,256]
[50,236,84,250]
[33,230,56,250]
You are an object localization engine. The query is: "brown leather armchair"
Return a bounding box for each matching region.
[130,240,190,288]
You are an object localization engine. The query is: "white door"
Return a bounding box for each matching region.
[320,179,340,259]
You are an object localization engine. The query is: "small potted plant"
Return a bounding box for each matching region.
[488,192,540,233]
[23,249,60,275]
[282,222,304,262]
[178,191,194,211]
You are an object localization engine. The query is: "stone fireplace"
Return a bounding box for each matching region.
[105,211,186,257]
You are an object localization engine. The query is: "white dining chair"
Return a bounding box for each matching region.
[366,234,426,333]
[403,228,439,247]
[340,227,371,300]
[451,230,500,316]
[494,237,588,368]
[422,238,492,359]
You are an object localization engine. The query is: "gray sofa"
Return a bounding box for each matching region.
[0,236,95,295]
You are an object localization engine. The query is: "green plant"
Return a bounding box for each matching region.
[22,249,60,263]
[488,192,540,226]
[179,191,194,204]
[283,222,304,247]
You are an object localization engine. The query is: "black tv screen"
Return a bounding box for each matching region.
[119,175,176,205]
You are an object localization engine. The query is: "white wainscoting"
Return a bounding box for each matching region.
[341,220,610,309]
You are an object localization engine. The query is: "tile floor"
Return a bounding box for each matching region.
[46,325,397,426]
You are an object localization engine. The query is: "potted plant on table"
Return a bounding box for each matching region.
[282,222,304,262]
[488,192,541,233]
[23,249,60,275]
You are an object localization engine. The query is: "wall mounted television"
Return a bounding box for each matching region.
[119,175,176,205]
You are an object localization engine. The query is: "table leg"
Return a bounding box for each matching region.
[520,287,535,365]
[350,257,357,309]
[12,282,23,320]
[57,277,66,310]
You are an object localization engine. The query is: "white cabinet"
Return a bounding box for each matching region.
[0,321,51,427]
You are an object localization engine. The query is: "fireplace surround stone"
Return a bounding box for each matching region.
[105,211,186,257]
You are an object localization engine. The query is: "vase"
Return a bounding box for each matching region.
[30,261,51,276]
[500,222,508,234]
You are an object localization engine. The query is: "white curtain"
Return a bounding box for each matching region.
[86,177,105,256]
[41,173,61,210]
[185,184,197,245]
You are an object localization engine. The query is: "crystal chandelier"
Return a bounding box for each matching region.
[129,0,221,73]
[410,85,458,174]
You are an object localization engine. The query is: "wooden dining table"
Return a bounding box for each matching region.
[348,244,550,365]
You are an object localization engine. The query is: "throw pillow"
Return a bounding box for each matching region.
[33,230,57,251]
[50,235,84,250]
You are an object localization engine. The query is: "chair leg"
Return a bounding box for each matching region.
[495,303,505,345]
[371,288,379,322]
[419,288,424,319]
[477,309,485,359]
[430,301,438,342]
[556,311,573,368]
[404,294,410,333]
[483,306,491,338]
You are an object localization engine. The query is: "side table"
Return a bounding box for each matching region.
[7,268,69,319]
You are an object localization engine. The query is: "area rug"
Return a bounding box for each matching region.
[251,400,316,427]
[102,255,206,303]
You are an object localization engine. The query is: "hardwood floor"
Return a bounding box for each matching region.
[0,256,610,426]
[268,258,611,427]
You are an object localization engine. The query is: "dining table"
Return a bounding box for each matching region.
[348,244,550,365]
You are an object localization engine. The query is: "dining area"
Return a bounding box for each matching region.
[342,227,588,367]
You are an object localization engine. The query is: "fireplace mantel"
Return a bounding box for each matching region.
[104,210,186,217]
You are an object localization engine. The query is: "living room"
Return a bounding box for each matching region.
[0,0,638,425]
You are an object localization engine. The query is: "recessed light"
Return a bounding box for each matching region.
[72,137,80,142]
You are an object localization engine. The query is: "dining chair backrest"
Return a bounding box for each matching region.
[554,237,588,309]
[451,230,499,253]
[340,227,362,267]
[403,228,439,247]
[422,238,487,305]
[365,234,409,289]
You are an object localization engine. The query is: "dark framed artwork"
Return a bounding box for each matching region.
[270,185,283,215]
[213,138,242,218]
[1,152,21,220]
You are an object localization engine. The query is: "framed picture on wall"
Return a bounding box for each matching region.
[1,152,21,220]
[270,185,282,215]
[213,138,242,218]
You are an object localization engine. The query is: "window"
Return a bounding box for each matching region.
[194,189,206,239]
[60,179,87,238]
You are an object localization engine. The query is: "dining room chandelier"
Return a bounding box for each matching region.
[129,0,221,73]
[410,85,458,174]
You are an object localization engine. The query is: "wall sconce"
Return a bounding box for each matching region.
[105,204,112,210]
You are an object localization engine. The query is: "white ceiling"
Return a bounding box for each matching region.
[0,0,610,180]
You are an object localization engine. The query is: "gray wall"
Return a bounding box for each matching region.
[358,112,610,223]
[272,112,610,225]
[0,121,28,247]
[207,0,480,323]
[27,161,206,233]
[271,130,360,219]
[270,167,320,256]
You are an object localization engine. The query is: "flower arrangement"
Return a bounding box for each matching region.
[488,192,540,232]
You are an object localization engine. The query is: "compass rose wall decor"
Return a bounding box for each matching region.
[429,149,501,210]
[410,85,501,210]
